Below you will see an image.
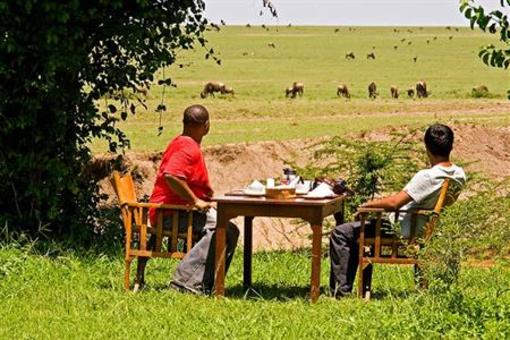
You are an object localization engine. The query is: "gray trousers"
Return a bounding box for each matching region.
[167,208,239,294]
[329,220,392,297]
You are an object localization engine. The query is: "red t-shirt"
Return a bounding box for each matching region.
[149,135,212,224]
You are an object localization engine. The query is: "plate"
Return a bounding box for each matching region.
[243,189,265,196]
[302,194,336,200]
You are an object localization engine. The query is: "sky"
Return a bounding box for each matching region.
[203,0,502,26]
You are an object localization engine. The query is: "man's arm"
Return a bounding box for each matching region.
[164,174,212,212]
[360,190,413,211]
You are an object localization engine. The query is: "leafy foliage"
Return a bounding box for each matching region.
[0,1,209,239]
[460,0,510,99]
[421,177,510,292]
[295,129,424,216]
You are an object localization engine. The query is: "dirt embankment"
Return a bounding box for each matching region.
[93,124,510,250]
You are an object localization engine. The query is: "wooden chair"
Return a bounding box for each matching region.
[110,171,198,291]
[356,179,457,299]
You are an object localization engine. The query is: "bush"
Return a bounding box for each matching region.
[420,177,510,292]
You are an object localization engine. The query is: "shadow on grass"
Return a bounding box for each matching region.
[368,287,420,300]
[227,283,313,301]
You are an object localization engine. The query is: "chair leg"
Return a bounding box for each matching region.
[358,262,372,299]
[135,257,148,290]
[362,264,373,300]
[358,262,373,300]
[124,257,133,291]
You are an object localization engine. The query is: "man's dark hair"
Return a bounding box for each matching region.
[183,104,209,126]
[424,124,454,157]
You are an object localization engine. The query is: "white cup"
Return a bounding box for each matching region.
[266,178,275,188]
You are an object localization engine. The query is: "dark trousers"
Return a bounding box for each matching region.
[329,219,392,297]
[169,208,239,294]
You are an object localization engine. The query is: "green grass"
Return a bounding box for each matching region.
[1,245,509,338]
[92,26,510,152]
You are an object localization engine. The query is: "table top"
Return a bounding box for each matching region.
[213,191,346,207]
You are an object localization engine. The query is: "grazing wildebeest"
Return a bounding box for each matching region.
[426,40,430,44]
[455,28,459,32]
[394,45,398,50]
[413,56,418,63]
[345,52,355,60]
[449,36,453,40]
[368,82,378,99]
[261,24,266,29]
[200,82,234,98]
[293,82,304,97]
[401,38,406,43]
[246,23,251,28]
[367,52,376,60]
[337,84,351,98]
[446,26,451,30]
[407,41,412,45]
[268,42,276,48]
[416,81,428,98]
[285,82,304,98]
[390,85,399,99]
[433,36,438,40]
[393,28,399,33]
[220,19,226,26]
[407,88,415,98]
[372,46,376,50]
[334,28,340,33]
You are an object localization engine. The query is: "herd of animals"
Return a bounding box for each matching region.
[196,26,492,100]
[199,81,490,100]
[199,80,428,99]
[143,25,492,101]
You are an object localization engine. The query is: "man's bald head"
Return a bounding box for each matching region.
[183,104,209,127]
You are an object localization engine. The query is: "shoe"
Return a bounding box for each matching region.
[132,280,146,293]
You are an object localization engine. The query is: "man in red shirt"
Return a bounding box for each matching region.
[147,104,239,295]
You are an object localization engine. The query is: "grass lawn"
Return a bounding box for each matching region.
[0,245,509,338]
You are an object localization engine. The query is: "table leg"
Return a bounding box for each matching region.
[310,222,323,303]
[214,210,227,297]
[244,216,254,289]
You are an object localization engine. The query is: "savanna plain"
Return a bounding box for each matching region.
[2,26,510,339]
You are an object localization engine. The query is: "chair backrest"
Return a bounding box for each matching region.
[432,178,450,213]
[424,178,452,239]
[111,171,137,204]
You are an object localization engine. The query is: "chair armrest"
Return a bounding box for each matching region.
[357,207,434,216]
[122,201,197,211]
[357,207,385,213]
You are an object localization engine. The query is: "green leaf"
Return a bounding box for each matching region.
[465,8,473,19]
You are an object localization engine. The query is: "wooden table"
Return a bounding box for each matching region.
[212,194,345,303]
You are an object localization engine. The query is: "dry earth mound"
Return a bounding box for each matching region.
[93,124,510,250]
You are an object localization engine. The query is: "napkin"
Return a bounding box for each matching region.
[245,180,265,193]
[305,182,335,198]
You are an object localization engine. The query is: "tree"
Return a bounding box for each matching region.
[460,0,510,99]
[0,1,210,240]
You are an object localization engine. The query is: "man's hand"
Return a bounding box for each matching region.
[194,198,213,212]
